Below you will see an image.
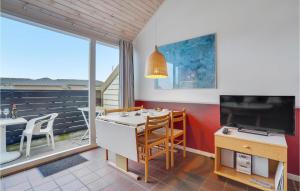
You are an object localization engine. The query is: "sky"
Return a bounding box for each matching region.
[0,16,119,82]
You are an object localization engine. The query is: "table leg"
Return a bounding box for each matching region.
[0,125,21,164]
[107,154,141,180]
[80,110,89,141]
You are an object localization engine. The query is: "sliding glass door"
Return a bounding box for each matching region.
[0,16,92,170]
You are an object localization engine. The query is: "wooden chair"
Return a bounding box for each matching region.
[103,108,126,160]
[104,108,126,115]
[127,105,143,112]
[137,114,170,182]
[170,109,186,167]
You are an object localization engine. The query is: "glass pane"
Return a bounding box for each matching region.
[0,16,90,168]
[96,43,119,109]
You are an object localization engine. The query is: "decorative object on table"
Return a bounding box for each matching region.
[155,107,162,111]
[222,127,229,134]
[11,104,17,119]
[236,152,252,175]
[3,108,10,119]
[155,34,216,89]
[119,112,129,117]
[145,6,168,79]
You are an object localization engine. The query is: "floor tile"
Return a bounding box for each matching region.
[101,176,138,191]
[77,172,100,185]
[94,166,114,177]
[3,172,28,188]
[33,180,58,191]
[125,183,147,191]
[151,182,180,191]
[51,188,62,191]
[60,180,85,191]
[28,176,53,187]
[200,177,226,191]
[54,174,77,186]
[223,179,247,191]
[72,167,92,178]
[77,187,89,191]
[86,179,110,191]
[50,170,70,179]
[288,179,300,191]
[5,181,31,191]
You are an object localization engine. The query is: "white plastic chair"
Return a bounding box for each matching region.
[20,113,58,157]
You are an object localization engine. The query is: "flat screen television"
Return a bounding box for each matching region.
[220,95,295,135]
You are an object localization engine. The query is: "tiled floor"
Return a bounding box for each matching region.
[1,148,299,191]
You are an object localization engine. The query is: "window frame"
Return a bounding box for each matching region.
[0,14,102,176]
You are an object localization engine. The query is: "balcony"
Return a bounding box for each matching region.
[0,70,119,168]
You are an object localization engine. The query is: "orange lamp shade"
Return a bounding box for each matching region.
[145,46,168,78]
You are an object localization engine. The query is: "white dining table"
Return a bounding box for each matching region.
[0,118,27,164]
[96,109,169,180]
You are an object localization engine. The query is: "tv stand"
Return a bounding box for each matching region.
[214,127,288,191]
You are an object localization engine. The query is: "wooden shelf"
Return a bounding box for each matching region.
[215,166,275,191]
[214,127,288,191]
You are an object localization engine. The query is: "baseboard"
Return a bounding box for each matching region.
[175,145,299,182]
[175,145,215,158]
[288,173,300,182]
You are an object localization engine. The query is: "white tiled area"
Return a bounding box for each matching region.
[0,148,146,191]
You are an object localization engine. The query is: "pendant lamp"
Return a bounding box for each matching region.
[145,11,168,79]
[145,45,168,78]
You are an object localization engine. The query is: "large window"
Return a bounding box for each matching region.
[0,16,90,169]
[96,42,119,109]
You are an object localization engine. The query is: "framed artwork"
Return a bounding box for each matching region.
[155,34,216,89]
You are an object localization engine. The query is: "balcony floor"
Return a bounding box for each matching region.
[1,148,299,191]
[1,135,89,169]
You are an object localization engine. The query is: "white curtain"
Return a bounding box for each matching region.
[119,40,134,108]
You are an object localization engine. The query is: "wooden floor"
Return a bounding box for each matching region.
[1,148,299,191]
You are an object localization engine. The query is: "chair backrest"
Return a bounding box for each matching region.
[26,113,58,134]
[44,113,59,131]
[144,114,170,145]
[104,108,126,115]
[127,105,143,112]
[25,114,50,132]
[171,109,186,131]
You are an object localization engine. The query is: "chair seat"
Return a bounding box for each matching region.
[137,132,165,145]
[154,128,184,138]
[23,128,50,135]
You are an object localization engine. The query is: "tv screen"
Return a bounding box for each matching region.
[220,95,295,135]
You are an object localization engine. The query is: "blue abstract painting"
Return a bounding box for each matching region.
[155,34,216,89]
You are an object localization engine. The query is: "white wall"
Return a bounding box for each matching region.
[133,0,300,106]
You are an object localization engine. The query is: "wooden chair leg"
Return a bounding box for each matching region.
[105,149,108,161]
[171,138,174,167]
[183,133,186,158]
[145,150,149,183]
[165,140,169,170]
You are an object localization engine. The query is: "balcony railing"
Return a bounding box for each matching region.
[0,89,88,145]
